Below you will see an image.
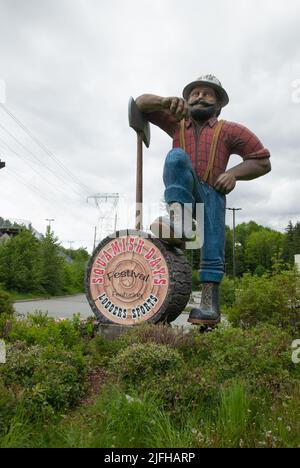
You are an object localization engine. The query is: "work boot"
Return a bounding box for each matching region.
[150,202,194,247]
[188,282,221,325]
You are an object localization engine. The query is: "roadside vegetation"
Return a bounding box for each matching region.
[0,226,89,299]
[1,219,300,447]
[1,274,300,448]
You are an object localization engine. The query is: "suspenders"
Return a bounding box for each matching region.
[179,119,225,186]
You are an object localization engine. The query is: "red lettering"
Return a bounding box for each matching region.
[103,250,113,261]
[96,258,107,267]
[111,241,120,255]
[92,278,104,284]
[145,247,155,260]
[153,267,166,275]
[150,257,162,268]
[93,268,105,275]
[135,239,145,254]
[128,238,135,252]
[154,279,167,285]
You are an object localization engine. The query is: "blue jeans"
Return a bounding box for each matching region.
[163,148,226,283]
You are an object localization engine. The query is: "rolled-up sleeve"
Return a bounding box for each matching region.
[229,122,270,160]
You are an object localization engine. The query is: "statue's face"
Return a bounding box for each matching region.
[187,85,221,121]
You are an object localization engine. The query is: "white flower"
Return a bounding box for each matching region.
[125,394,142,404]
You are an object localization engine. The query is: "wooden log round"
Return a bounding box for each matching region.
[85,230,192,326]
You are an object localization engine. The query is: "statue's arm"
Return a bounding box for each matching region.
[214,122,271,194]
[227,158,271,180]
[136,94,188,119]
[214,158,271,194]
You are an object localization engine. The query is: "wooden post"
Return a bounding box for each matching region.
[135,133,143,230]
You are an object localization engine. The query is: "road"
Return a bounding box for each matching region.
[14,294,193,328]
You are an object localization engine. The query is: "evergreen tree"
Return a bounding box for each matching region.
[0,230,41,292]
[244,229,284,273]
[39,228,66,295]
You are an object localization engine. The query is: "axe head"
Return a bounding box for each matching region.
[128,97,151,148]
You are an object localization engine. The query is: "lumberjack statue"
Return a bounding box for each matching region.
[136,74,271,326]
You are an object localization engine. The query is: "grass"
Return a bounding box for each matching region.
[1,318,300,448]
[3,382,300,448]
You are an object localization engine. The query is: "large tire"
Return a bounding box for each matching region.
[85,230,192,326]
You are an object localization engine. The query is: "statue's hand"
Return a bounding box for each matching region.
[161,97,188,121]
[214,172,236,194]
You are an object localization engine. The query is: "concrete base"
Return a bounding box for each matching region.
[96,323,134,340]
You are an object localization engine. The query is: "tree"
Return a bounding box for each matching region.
[38,228,66,295]
[244,229,284,273]
[0,230,41,292]
[282,221,295,265]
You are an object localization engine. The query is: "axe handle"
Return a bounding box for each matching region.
[135,133,143,230]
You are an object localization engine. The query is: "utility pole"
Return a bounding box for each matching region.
[93,226,97,251]
[45,218,55,232]
[67,241,75,250]
[226,208,242,278]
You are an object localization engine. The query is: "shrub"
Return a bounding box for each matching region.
[0,288,15,338]
[86,334,127,367]
[140,324,300,419]
[0,289,14,316]
[190,325,299,395]
[227,270,300,330]
[110,342,183,385]
[0,379,16,435]
[219,275,237,308]
[192,270,201,291]
[121,323,194,350]
[7,312,81,349]
[1,342,87,420]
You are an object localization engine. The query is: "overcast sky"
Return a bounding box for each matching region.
[0,0,300,252]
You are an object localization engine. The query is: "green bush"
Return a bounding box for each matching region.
[0,288,15,338]
[136,324,299,420]
[0,289,14,316]
[219,275,237,308]
[111,342,183,385]
[121,323,194,350]
[191,325,299,394]
[192,270,201,291]
[7,312,81,349]
[1,342,86,420]
[227,270,300,330]
[86,333,127,367]
[0,379,17,435]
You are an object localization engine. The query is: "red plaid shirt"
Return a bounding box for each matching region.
[146,110,270,186]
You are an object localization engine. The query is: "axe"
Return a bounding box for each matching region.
[128,97,151,230]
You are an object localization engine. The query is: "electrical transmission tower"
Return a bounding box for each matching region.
[87,193,119,246]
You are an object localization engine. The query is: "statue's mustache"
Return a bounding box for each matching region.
[189,99,214,108]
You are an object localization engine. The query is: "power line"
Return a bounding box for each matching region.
[6,166,57,204]
[0,136,87,203]
[0,121,86,197]
[0,136,62,191]
[0,103,93,196]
